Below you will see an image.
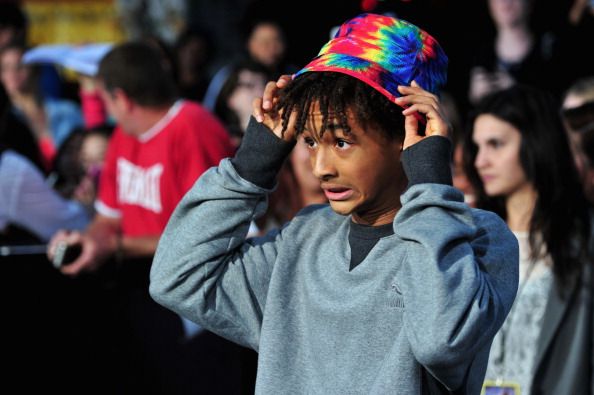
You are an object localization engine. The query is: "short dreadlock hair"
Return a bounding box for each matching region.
[276,72,405,140]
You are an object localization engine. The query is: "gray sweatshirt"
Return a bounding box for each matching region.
[150,119,519,394]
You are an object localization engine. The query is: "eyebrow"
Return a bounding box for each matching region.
[326,123,343,131]
[302,122,345,133]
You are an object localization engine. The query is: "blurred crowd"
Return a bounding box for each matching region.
[1,0,594,394]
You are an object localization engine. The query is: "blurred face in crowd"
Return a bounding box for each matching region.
[290,136,324,200]
[0,47,28,95]
[178,36,209,76]
[562,109,589,187]
[472,113,531,198]
[301,103,404,225]
[248,22,285,68]
[0,28,17,50]
[452,144,476,206]
[227,69,267,131]
[562,92,594,202]
[80,133,109,173]
[488,0,531,28]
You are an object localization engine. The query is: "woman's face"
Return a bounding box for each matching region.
[248,23,285,67]
[290,136,322,197]
[472,113,531,198]
[0,48,29,95]
[79,134,108,172]
[488,0,531,28]
[227,69,267,131]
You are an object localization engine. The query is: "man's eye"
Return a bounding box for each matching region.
[336,139,351,149]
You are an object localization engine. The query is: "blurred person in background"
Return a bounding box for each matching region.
[561,76,594,204]
[0,82,44,172]
[244,19,293,78]
[463,85,593,394]
[0,145,89,244]
[551,0,594,92]
[0,83,89,244]
[468,0,556,106]
[48,41,233,275]
[440,91,476,206]
[50,124,113,212]
[0,2,27,50]
[0,42,83,169]
[214,59,270,147]
[47,42,240,394]
[203,18,296,111]
[174,27,214,103]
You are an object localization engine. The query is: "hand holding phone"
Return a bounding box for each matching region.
[52,242,82,269]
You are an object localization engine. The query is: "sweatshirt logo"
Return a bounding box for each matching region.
[387,282,404,309]
[117,158,163,213]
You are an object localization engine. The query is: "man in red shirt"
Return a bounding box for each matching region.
[47,42,240,394]
[49,42,234,274]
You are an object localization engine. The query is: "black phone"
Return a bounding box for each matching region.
[52,243,82,269]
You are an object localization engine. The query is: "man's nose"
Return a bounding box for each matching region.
[311,148,336,180]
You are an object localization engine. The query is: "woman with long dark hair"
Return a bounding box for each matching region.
[463,84,593,394]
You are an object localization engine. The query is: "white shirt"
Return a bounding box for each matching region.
[484,231,553,394]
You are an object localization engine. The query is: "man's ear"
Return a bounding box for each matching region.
[112,88,134,112]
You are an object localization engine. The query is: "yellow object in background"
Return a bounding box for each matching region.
[23,0,125,46]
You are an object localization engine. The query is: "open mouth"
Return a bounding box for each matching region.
[323,187,353,201]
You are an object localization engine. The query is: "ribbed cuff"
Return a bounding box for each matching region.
[230,117,296,189]
[401,136,452,187]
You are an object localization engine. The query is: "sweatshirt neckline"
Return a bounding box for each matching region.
[349,221,394,240]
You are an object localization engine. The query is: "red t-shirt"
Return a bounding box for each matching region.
[96,101,234,237]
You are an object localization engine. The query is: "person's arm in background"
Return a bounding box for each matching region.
[48,214,118,275]
[79,75,107,129]
[47,212,160,276]
[2,150,90,242]
[46,126,158,276]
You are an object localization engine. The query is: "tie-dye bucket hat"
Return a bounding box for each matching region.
[294,13,448,108]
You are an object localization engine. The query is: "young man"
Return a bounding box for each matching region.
[150,14,519,394]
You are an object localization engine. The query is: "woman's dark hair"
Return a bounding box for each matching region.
[276,72,405,141]
[51,124,113,198]
[463,85,591,285]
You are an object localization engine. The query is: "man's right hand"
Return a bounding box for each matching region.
[252,74,297,142]
[47,229,115,277]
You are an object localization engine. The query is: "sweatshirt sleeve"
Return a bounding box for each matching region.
[394,138,519,391]
[149,118,293,350]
